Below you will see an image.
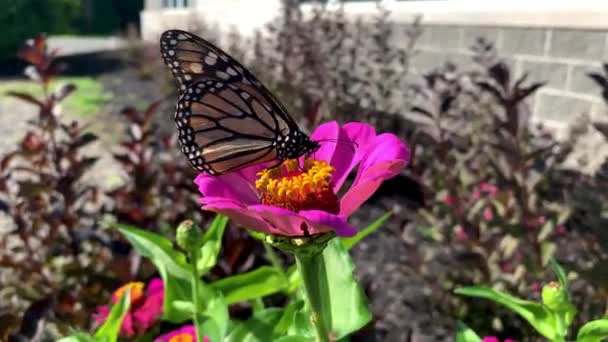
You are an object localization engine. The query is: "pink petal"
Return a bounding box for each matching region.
[201,197,272,233]
[340,133,409,216]
[195,172,259,205]
[146,278,163,296]
[482,338,500,342]
[155,324,198,342]
[92,306,109,326]
[333,122,377,191]
[310,121,357,192]
[132,279,164,334]
[299,209,357,237]
[249,205,356,237]
[310,121,341,163]
[120,313,136,337]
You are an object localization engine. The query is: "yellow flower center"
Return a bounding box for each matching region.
[169,333,194,342]
[255,158,339,215]
[112,281,145,304]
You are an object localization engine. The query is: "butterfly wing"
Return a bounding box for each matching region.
[160,29,310,174]
[176,79,294,175]
[160,29,297,128]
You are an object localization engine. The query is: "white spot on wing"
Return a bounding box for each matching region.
[216,71,230,80]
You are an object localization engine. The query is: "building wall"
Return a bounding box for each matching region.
[412,24,606,128]
[141,0,608,128]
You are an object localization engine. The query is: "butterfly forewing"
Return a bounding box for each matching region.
[160,29,315,175]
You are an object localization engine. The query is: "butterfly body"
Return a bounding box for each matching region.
[160,29,319,175]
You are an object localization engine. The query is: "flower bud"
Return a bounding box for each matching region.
[22,131,43,152]
[176,220,204,253]
[541,281,567,311]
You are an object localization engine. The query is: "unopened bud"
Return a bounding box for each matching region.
[176,220,204,252]
[541,281,567,311]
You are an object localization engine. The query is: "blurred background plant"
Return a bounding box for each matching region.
[2,0,608,340]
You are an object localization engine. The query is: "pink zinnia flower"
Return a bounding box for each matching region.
[155,325,210,342]
[483,207,494,221]
[93,278,164,337]
[443,194,456,206]
[195,121,409,237]
[482,337,517,342]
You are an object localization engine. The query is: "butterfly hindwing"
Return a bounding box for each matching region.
[176,80,285,174]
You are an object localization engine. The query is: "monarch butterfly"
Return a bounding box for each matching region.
[159,29,320,175]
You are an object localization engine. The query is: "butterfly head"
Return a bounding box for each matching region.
[279,130,320,160]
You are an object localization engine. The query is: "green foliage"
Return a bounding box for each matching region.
[455,321,482,342]
[1,0,81,60]
[211,266,287,305]
[94,292,131,342]
[455,260,608,342]
[0,77,110,117]
[197,215,229,275]
[323,239,372,339]
[341,212,393,249]
[577,318,608,342]
[455,286,558,340]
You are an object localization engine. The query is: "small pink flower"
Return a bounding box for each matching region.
[195,122,409,237]
[443,194,456,206]
[482,338,516,342]
[483,207,493,221]
[479,182,498,197]
[530,282,541,292]
[93,278,164,337]
[471,190,481,201]
[454,225,467,241]
[555,226,566,235]
[155,325,210,342]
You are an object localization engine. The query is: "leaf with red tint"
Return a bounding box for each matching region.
[18,35,48,66]
[53,83,77,102]
[5,92,43,107]
[21,132,44,152]
[143,100,162,126]
[71,132,98,149]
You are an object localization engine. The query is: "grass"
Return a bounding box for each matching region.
[0,77,111,118]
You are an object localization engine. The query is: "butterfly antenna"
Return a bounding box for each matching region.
[316,138,358,154]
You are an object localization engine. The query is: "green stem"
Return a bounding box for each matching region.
[264,242,284,272]
[190,248,204,342]
[295,252,331,342]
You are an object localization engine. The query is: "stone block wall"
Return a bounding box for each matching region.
[411,25,608,126]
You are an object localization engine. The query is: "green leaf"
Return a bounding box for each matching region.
[274,300,305,336]
[324,238,373,339]
[577,318,608,342]
[286,264,302,294]
[550,259,569,295]
[199,293,230,342]
[197,215,229,275]
[456,321,482,342]
[211,266,287,304]
[548,259,576,330]
[56,333,96,342]
[94,292,130,342]
[341,212,392,250]
[115,223,193,322]
[455,286,557,340]
[274,337,311,342]
[225,308,284,342]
